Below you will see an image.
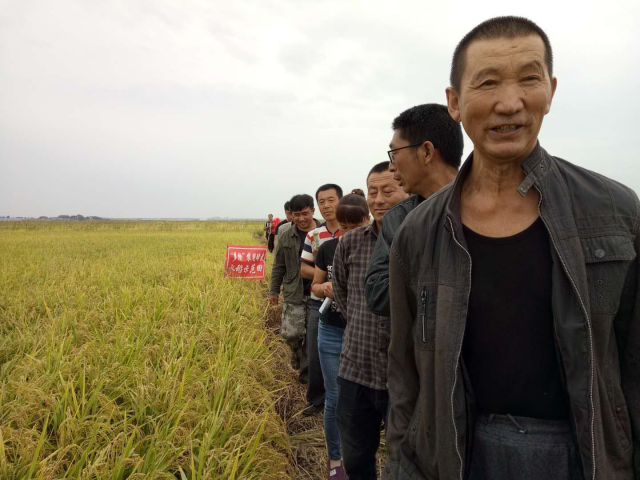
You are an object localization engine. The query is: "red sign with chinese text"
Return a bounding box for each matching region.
[225,245,268,279]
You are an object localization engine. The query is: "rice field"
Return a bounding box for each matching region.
[0,221,293,479]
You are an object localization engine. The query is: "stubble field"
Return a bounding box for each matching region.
[0,221,295,479]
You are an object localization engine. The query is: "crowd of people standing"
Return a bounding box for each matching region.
[267,16,638,480]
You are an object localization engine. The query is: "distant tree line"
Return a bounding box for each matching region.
[0,215,105,220]
[55,215,104,220]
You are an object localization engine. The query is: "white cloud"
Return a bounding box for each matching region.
[1,0,639,218]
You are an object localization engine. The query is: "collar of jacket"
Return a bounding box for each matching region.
[445,142,549,239]
[282,222,298,240]
[365,220,379,238]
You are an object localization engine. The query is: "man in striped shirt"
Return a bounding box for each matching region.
[300,183,343,416]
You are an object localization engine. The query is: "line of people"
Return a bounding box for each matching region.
[270,103,463,479]
[270,15,638,480]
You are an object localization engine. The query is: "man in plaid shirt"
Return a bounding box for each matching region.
[333,161,407,480]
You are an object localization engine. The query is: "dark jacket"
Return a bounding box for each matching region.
[384,144,640,480]
[365,195,425,316]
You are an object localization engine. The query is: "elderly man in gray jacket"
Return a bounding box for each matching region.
[385,16,639,480]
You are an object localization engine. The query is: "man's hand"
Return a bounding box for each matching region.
[323,282,334,299]
[312,246,319,256]
[269,295,279,306]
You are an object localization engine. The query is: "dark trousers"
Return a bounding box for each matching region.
[306,301,325,406]
[337,376,389,480]
[267,233,275,253]
[469,414,584,480]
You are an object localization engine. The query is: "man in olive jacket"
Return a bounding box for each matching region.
[270,194,320,383]
[385,16,638,480]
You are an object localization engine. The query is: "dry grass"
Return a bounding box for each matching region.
[0,220,386,479]
[0,221,292,479]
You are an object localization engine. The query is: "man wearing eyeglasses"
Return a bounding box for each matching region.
[364,104,463,317]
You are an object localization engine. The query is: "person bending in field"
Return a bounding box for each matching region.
[312,193,371,480]
[332,163,407,479]
[299,183,344,416]
[269,194,321,384]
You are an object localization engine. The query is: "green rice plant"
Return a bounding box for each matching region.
[0,221,290,479]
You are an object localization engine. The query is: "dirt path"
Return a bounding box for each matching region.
[264,301,327,479]
[264,299,388,479]
[258,233,385,478]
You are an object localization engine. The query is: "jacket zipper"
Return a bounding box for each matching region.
[420,288,427,343]
[534,184,596,480]
[447,216,472,480]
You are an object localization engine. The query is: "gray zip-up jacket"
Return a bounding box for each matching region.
[384,144,639,480]
[365,195,425,317]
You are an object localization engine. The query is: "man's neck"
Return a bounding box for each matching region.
[374,220,381,234]
[414,165,458,199]
[464,146,538,196]
[460,147,541,237]
[298,224,315,233]
[325,219,340,233]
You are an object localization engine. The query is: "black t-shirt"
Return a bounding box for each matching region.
[296,226,312,296]
[461,217,569,420]
[315,238,345,328]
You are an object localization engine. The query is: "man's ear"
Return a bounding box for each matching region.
[545,77,558,115]
[446,87,461,122]
[422,141,436,166]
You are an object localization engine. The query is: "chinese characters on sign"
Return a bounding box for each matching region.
[224,245,268,279]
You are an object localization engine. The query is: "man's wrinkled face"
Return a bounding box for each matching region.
[292,207,314,231]
[388,130,424,194]
[317,188,340,222]
[367,171,407,223]
[447,35,557,165]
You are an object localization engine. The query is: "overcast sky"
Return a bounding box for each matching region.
[1,0,639,219]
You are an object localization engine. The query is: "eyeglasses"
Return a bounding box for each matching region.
[387,142,425,163]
